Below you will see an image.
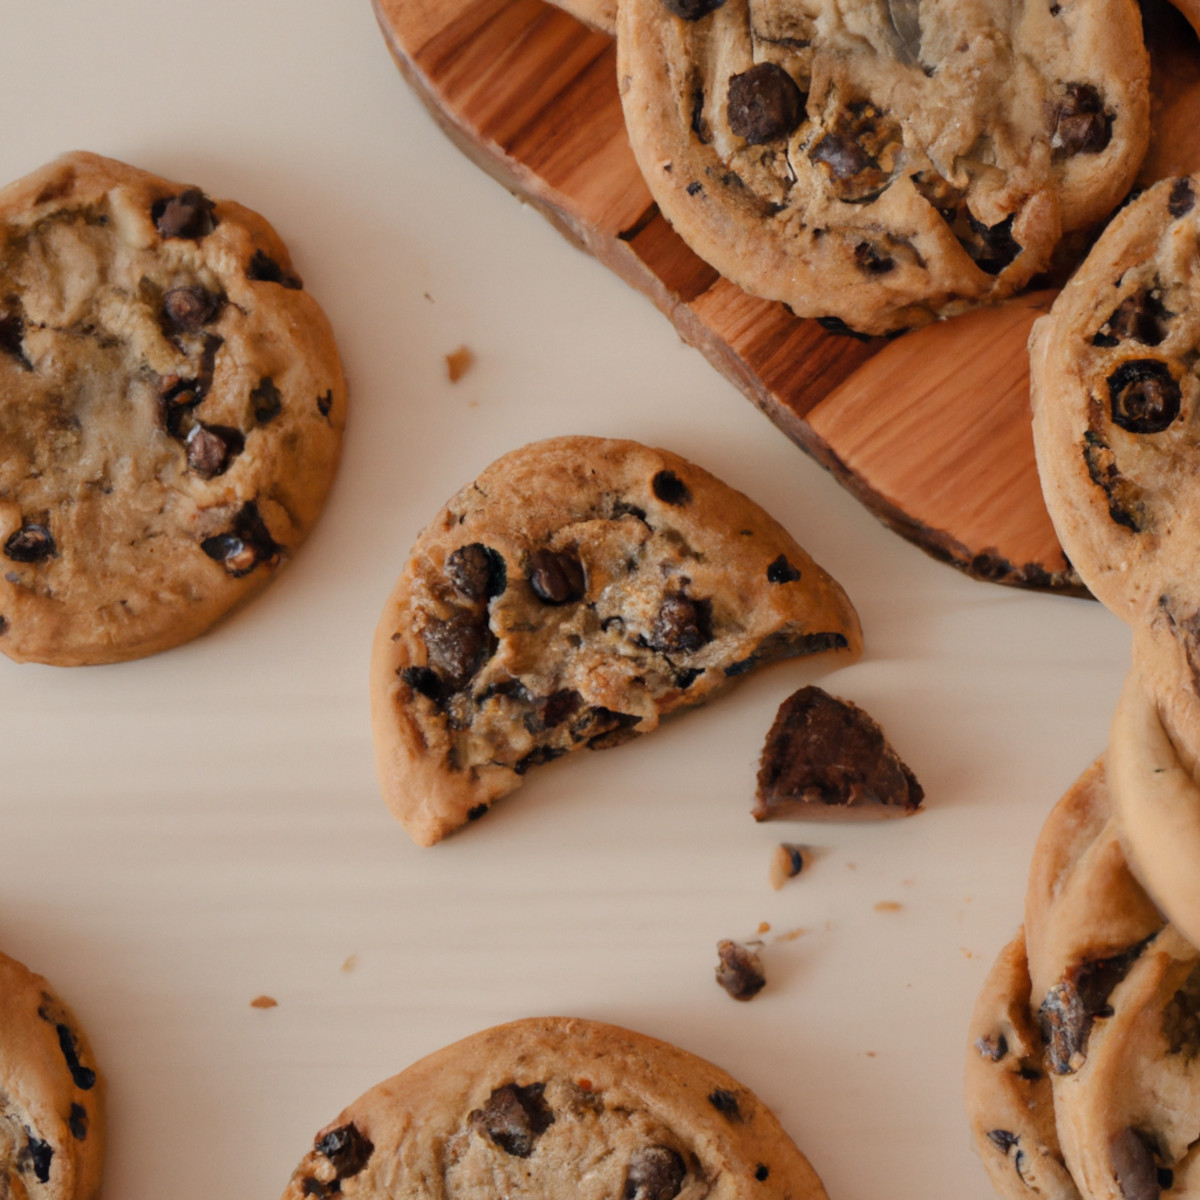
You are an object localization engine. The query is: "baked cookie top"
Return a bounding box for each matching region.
[279,1015,829,1200]
[617,0,1149,334]
[0,151,346,666]
[0,949,105,1200]
[369,436,862,845]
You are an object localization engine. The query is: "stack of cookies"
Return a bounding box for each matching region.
[966,176,1200,1200]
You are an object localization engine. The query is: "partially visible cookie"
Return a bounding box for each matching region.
[0,949,105,1200]
[0,151,347,665]
[279,1015,829,1200]
[617,0,1150,334]
[549,0,616,35]
[370,436,861,846]
[752,686,922,820]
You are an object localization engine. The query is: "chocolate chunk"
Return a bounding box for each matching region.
[1093,290,1169,347]
[0,309,31,369]
[1039,943,1146,1073]
[663,0,724,19]
[251,377,283,424]
[1110,1128,1161,1200]
[766,555,802,583]
[200,501,281,577]
[186,423,244,476]
[69,1103,88,1140]
[23,1134,53,1183]
[1169,178,1195,219]
[754,686,923,819]
[649,592,713,654]
[623,1145,687,1200]
[53,1022,97,1090]
[526,548,586,604]
[314,1122,375,1178]
[962,212,1021,276]
[161,285,222,334]
[4,523,55,563]
[447,543,507,601]
[707,1089,743,1121]
[1107,360,1181,434]
[727,62,806,145]
[1052,84,1113,157]
[153,188,216,239]
[401,665,442,701]
[715,939,766,1000]
[541,688,584,728]
[423,611,491,691]
[247,248,303,289]
[651,469,693,506]
[470,1082,555,1157]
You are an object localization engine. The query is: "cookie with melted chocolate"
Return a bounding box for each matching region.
[278,1016,828,1200]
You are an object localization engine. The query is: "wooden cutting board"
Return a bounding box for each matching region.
[373,0,1200,595]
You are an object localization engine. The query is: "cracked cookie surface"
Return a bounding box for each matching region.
[279,1016,828,1200]
[0,151,346,665]
[369,436,861,846]
[0,949,105,1200]
[617,0,1149,335]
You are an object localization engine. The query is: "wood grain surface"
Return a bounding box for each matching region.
[374,0,1200,595]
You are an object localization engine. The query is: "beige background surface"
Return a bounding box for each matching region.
[0,2,1131,1196]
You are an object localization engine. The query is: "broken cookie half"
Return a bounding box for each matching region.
[370,436,862,845]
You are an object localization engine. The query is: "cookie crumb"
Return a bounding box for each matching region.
[445,345,474,382]
[768,842,807,889]
[874,900,902,912]
[250,994,278,1009]
[715,939,766,1001]
[341,954,359,972]
[774,927,807,942]
[757,920,771,934]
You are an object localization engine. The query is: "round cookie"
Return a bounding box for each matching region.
[0,151,347,665]
[617,0,1150,335]
[369,436,862,846]
[279,1015,829,1200]
[0,949,105,1200]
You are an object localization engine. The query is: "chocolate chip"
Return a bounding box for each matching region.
[1039,943,1146,1074]
[1169,178,1195,219]
[755,1164,770,1182]
[1107,360,1181,434]
[811,133,874,181]
[4,523,55,563]
[317,389,333,417]
[153,188,217,239]
[24,1134,53,1183]
[686,180,704,197]
[246,378,281,426]
[716,939,766,1000]
[423,611,491,691]
[0,309,31,369]
[623,1145,687,1200]
[470,1083,555,1157]
[707,1089,743,1121]
[1052,84,1113,157]
[649,592,713,654]
[161,285,222,334]
[200,501,281,577]
[186,423,244,476]
[651,469,692,506]
[53,1023,97,1090]
[69,1104,88,1140]
[962,212,1021,276]
[541,688,584,728]
[854,241,895,274]
[401,665,442,701]
[247,248,303,289]
[727,62,805,145]
[987,1130,1020,1153]
[447,543,507,601]
[663,0,724,19]
[467,803,489,821]
[975,1033,1008,1062]
[526,548,586,605]
[314,1123,374,1179]
[753,686,924,818]
[766,555,802,583]
[1110,1128,1161,1200]
[1093,290,1169,347]
[159,334,222,436]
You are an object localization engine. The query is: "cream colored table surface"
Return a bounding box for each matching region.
[0,2,1131,1197]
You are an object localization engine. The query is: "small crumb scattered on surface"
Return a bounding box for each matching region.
[715,939,766,1001]
[445,345,474,382]
[773,927,807,942]
[757,920,771,934]
[768,842,807,889]
[874,900,903,912]
[341,954,359,973]
[250,995,278,1009]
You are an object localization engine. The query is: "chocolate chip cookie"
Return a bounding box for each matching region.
[0,949,105,1200]
[0,151,346,665]
[369,436,862,845]
[617,0,1150,335]
[279,1015,829,1200]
